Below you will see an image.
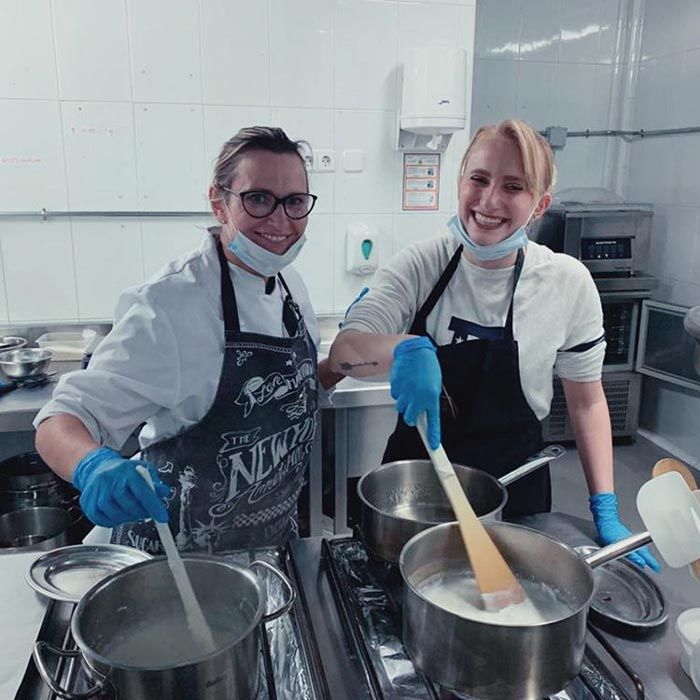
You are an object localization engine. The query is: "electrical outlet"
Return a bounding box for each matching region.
[314,149,335,172]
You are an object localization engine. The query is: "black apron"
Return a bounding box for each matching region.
[382,246,550,518]
[112,237,318,553]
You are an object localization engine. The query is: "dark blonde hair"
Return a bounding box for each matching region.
[459,119,557,196]
[212,126,310,191]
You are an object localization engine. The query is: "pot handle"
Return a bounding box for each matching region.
[33,641,105,699]
[498,445,566,487]
[583,531,653,569]
[249,559,296,622]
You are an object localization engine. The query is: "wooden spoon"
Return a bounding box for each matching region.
[652,458,700,581]
[416,415,526,611]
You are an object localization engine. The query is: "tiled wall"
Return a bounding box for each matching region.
[471,0,623,191]
[626,0,700,458]
[0,0,475,323]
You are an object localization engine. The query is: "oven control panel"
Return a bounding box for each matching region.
[581,237,632,261]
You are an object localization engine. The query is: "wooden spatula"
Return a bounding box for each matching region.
[652,458,700,581]
[416,415,526,611]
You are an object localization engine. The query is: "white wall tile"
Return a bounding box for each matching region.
[392,212,445,253]
[678,48,700,129]
[633,54,682,131]
[334,213,393,312]
[203,105,272,183]
[0,1,57,99]
[61,102,139,211]
[674,132,700,207]
[134,104,206,211]
[53,0,131,101]
[662,206,699,285]
[518,0,561,62]
[72,219,144,320]
[639,0,682,60]
[0,242,8,324]
[598,0,621,65]
[128,0,201,104]
[626,137,675,205]
[552,63,612,130]
[559,0,603,64]
[474,0,522,60]
[292,213,334,314]
[141,219,209,279]
[470,59,519,127]
[0,100,68,210]
[398,2,463,61]
[200,0,269,106]
[335,110,395,215]
[1,221,78,322]
[515,62,557,128]
[269,0,333,108]
[271,107,334,215]
[334,0,397,110]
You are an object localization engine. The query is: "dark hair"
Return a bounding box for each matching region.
[212,126,310,191]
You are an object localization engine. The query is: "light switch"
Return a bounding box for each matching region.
[343,149,364,172]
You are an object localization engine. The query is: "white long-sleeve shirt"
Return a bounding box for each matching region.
[341,234,606,421]
[34,233,322,451]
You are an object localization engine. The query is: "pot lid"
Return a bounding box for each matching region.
[685,306,700,341]
[26,544,151,603]
[576,546,667,636]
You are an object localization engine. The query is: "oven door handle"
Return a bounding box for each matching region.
[33,641,105,699]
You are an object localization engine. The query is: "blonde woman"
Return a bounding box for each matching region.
[329,119,658,570]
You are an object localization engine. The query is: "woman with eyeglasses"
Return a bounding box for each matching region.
[329,119,658,571]
[34,127,330,554]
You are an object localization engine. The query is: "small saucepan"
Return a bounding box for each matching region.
[400,521,653,700]
[0,506,80,552]
[357,445,565,563]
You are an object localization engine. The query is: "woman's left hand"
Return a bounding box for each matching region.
[589,492,660,571]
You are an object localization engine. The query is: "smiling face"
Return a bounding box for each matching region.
[458,134,550,247]
[211,150,309,259]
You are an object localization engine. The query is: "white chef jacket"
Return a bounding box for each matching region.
[34,232,324,451]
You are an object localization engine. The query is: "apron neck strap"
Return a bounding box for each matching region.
[278,273,303,337]
[215,237,241,334]
[503,247,525,339]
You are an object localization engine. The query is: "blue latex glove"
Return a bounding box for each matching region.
[72,447,170,527]
[339,287,370,329]
[391,336,442,450]
[590,492,660,572]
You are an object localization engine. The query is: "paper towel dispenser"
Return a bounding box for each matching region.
[397,47,468,152]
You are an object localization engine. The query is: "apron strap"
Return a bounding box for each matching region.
[503,248,525,341]
[277,272,303,337]
[215,237,241,334]
[409,245,463,337]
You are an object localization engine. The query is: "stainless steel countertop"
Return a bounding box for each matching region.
[0,361,392,432]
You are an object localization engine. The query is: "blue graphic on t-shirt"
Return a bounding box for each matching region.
[448,317,504,344]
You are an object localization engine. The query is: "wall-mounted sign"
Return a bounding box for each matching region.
[402,153,440,211]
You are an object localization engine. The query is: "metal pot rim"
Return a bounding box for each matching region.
[399,521,596,628]
[357,459,506,525]
[71,554,266,671]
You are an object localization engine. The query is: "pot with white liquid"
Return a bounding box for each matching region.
[400,521,653,700]
[33,555,295,699]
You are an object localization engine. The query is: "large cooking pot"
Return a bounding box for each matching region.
[34,556,295,699]
[0,451,58,491]
[358,445,565,563]
[0,506,77,551]
[400,521,652,700]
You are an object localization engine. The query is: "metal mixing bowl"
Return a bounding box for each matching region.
[0,336,27,351]
[0,348,52,379]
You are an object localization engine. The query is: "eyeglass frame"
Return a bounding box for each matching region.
[219,186,318,220]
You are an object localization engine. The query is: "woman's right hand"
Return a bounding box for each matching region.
[391,337,442,450]
[72,447,170,527]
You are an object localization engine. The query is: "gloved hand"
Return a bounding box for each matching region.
[590,492,660,572]
[391,336,442,450]
[339,287,370,329]
[72,447,171,527]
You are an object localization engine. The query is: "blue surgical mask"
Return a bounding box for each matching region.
[447,210,535,262]
[227,230,306,277]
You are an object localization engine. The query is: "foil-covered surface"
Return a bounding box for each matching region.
[221,547,315,700]
[327,538,630,700]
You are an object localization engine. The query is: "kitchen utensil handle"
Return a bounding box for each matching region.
[498,445,567,487]
[250,559,297,622]
[33,641,104,699]
[584,531,653,569]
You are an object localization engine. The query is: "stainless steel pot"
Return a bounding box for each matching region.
[358,445,565,563]
[0,506,77,550]
[0,451,58,491]
[34,556,295,700]
[400,521,652,700]
[0,347,52,379]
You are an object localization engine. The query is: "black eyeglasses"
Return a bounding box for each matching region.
[221,187,318,220]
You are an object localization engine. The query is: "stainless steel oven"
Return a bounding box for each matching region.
[533,203,653,276]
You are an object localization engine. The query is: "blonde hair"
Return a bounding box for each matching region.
[459,119,557,196]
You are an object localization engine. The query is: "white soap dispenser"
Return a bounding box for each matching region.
[346,223,378,276]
